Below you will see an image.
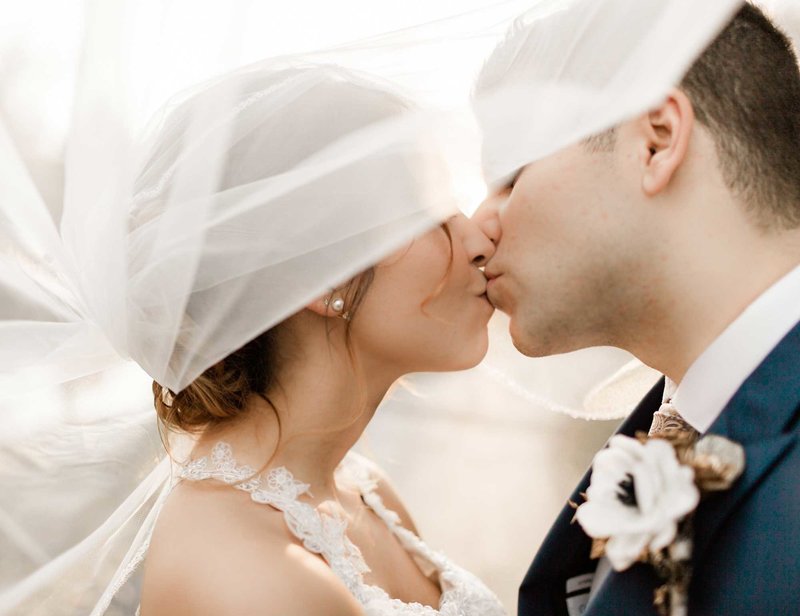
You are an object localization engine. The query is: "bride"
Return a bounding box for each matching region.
[134,65,504,616]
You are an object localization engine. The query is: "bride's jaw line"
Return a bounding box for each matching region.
[197,313,395,498]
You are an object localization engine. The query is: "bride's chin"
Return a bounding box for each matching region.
[454,333,490,370]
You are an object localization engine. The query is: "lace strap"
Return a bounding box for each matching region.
[337,452,449,571]
[179,443,371,595]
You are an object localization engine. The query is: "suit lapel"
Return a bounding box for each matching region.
[585,560,662,615]
[519,379,664,616]
[588,321,800,614]
[691,320,800,564]
[691,432,797,561]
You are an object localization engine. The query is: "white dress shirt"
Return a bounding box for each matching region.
[669,261,800,433]
[581,262,800,612]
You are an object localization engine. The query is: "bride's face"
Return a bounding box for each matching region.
[350,214,496,373]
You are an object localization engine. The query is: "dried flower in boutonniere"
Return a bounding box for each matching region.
[573,431,745,616]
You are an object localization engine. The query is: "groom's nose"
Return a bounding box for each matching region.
[471,189,508,247]
[448,214,496,266]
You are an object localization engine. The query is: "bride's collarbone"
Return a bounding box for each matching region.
[325,484,443,608]
[142,483,364,616]
[146,466,442,613]
[355,521,443,609]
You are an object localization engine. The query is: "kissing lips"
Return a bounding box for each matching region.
[485,275,505,310]
[486,273,501,294]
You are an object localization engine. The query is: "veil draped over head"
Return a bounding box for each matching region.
[0,0,754,612]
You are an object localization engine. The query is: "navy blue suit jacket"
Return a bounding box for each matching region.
[519,321,800,615]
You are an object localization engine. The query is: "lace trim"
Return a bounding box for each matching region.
[179,443,506,616]
[336,453,450,573]
[181,443,370,592]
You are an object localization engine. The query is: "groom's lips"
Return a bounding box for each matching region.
[485,270,501,289]
[484,269,504,307]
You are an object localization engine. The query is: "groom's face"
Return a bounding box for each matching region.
[475,141,636,356]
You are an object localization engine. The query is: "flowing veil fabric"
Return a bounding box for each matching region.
[0,0,751,613]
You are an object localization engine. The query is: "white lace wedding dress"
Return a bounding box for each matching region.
[174,442,507,616]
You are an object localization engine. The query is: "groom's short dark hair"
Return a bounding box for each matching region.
[588,5,800,229]
[679,4,800,230]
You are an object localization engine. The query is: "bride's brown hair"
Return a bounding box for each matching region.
[151,268,374,434]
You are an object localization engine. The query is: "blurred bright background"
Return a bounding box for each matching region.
[2,0,799,613]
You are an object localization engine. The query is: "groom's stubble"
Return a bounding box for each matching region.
[479,4,800,378]
[484,140,660,359]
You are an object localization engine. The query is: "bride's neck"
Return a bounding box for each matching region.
[198,325,397,497]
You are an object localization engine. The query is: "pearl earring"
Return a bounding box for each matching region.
[324,296,345,312]
[324,294,349,320]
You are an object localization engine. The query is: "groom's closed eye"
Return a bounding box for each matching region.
[506,168,522,191]
[486,168,522,195]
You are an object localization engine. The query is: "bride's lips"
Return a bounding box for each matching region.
[473,285,493,304]
[471,276,493,308]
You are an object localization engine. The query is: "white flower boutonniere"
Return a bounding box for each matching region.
[574,431,745,616]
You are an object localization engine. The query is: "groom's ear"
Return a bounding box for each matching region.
[638,88,695,197]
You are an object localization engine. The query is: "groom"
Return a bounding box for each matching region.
[475,4,800,615]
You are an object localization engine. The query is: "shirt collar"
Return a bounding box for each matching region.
[671,262,800,433]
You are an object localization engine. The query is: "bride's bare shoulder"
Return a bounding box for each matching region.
[139,480,364,616]
[348,453,421,536]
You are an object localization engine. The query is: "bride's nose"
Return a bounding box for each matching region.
[451,214,496,267]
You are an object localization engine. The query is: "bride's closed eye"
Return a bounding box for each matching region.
[440,215,459,236]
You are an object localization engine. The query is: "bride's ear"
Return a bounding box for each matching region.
[639,88,695,197]
[306,291,349,319]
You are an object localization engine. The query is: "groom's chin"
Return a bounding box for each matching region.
[507,316,565,358]
[510,322,595,358]
[510,336,537,357]
[508,319,542,358]
[509,332,549,358]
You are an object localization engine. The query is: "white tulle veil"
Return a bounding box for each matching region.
[0,0,763,612]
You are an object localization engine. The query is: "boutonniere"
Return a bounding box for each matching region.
[573,431,745,616]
